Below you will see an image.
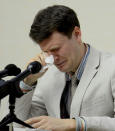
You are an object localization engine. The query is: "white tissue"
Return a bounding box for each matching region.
[40,55,54,72]
[45,55,54,64]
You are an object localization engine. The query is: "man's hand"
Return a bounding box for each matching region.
[25,116,76,131]
[23,52,48,86]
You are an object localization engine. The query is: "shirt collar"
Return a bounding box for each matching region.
[66,43,90,81]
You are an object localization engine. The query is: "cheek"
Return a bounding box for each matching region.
[67,51,76,66]
[58,44,74,60]
[61,46,72,57]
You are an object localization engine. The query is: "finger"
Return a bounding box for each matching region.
[32,119,46,128]
[37,123,51,131]
[38,53,46,66]
[25,53,43,68]
[37,125,47,130]
[25,117,41,125]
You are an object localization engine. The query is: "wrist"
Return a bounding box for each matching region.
[20,80,37,92]
[64,119,76,131]
[69,119,76,131]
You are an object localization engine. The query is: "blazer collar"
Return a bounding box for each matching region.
[70,46,101,117]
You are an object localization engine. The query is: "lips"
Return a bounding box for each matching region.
[55,60,66,68]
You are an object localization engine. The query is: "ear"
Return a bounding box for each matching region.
[74,26,81,38]
[73,26,82,43]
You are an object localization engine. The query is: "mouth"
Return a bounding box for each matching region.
[55,60,66,69]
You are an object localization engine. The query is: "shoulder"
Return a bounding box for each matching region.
[100,51,115,67]
[90,46,115,67]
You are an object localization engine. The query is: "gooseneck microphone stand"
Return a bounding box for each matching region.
[0,61,42,130]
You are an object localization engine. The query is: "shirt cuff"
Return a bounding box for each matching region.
[20,80,37,91]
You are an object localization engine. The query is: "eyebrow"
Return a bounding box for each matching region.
[43,45,60,53]
[50,45,60,50]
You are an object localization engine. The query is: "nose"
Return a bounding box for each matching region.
[47,51,59,63]
[54,55,59,61]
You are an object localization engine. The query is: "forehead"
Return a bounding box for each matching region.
[39,32,68,52]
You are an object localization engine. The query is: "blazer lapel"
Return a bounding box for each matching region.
[70,47,101,118]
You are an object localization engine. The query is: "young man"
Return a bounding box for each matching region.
[16,5,115,131]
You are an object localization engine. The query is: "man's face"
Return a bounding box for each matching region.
[39,29,82,73]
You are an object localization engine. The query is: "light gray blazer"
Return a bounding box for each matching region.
[15,46,115,131]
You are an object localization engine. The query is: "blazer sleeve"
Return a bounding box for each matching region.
[82,69,115,131]
[15,88,48,127]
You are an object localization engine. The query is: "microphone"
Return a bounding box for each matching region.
[10,61,42,83]
[0,64,21,79]
[0,61,42,99]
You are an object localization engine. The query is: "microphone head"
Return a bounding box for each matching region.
[5,64,21,76]
[27,61,42,74]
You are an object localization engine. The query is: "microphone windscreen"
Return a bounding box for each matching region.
[5,64,21,76]
[28,61,42,74]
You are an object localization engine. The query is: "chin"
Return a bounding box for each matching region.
[58,67,70,73]
[56,66,65,72]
